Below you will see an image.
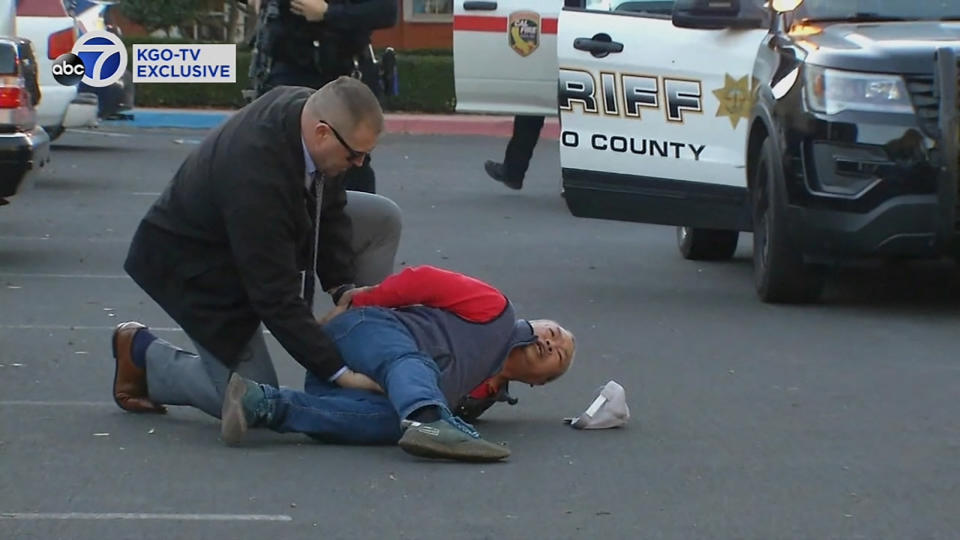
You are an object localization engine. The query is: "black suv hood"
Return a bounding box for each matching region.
[796,21,960,74]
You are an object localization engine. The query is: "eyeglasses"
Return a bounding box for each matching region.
[320,120,366,162]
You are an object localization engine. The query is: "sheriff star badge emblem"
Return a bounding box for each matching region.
[712,74,758,129]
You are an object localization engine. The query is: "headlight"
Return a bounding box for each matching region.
[804,66,913,115]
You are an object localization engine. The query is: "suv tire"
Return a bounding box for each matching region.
[752,138,825,303]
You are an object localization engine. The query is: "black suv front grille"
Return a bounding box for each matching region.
[905,74,940,137]
[905,55,960,139]
[906,50,960,234]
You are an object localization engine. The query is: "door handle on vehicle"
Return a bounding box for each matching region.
[573,37,624,58]
[464,1,498,10]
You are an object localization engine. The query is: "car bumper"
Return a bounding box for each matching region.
[785,132,955,257]
[786,193,945,257]
[0,126,51,199]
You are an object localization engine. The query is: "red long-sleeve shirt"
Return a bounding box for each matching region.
[349,265,507,324]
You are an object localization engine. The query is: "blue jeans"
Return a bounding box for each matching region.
[260,307,449,444]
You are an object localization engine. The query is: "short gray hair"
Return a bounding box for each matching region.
[304,76,384,135]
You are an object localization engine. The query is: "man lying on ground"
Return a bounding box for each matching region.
[220,264,576,462]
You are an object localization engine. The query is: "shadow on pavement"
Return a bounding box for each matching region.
[51,143,142,153]
[821,258,960,312]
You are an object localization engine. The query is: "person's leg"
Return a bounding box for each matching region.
[343,191,402,286]
[324,308,447,419]
[342,154,376,194]
[484,115,545,190]
[221,309,509,459]
[145,328,278,418]
[502,115,545,184]
[220,310,433,444]
[267,373,402,444]
[325,308,511,461]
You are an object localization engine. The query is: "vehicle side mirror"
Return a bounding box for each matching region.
[672,0,765,30]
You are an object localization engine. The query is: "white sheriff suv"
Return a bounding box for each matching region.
[454,0,960,303]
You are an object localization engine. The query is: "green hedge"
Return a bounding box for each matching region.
[122,38,454,112]
[383,54,454,113]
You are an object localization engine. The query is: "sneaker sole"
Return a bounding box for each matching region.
[398,429,510,463]
[110,326,123,411]
[220,373,248,446]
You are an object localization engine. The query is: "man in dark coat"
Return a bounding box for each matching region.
[112,76,401,419]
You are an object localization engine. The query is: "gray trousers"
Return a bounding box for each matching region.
[145,192,402,418]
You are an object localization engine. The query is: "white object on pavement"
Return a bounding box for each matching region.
[563,380,630,430]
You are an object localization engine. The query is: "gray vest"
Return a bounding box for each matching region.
[391,302,536,407]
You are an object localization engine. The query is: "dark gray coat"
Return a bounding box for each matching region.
[124,86,352,378]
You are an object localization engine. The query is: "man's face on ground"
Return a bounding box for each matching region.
[513,320,575,386]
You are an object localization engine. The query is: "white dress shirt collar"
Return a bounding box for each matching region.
[301,136,317,189]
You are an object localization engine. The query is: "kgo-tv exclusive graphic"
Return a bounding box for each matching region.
[53,31,236,86]
[52,30,127,87]
[133,44,236,83]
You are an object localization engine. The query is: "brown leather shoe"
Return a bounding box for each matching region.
[112,321,166,414]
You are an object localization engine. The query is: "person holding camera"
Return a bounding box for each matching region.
[250,0,397,194]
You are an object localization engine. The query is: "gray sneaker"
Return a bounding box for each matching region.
[220,373,264,446]
[398,415,510,462]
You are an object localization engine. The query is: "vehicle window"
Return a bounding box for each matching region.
[0,43,16,76]
[585,0,674,16]
[797,0,959,21]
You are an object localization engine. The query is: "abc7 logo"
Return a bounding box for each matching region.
[52,31,127,87]
[52,53,85,86]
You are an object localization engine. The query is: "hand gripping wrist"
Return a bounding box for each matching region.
[330,283,356,305]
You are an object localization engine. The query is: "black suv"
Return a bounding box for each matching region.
[559,0,960,303]
[747,0,960,302]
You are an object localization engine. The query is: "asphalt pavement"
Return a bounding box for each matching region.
[1,125,959,540]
